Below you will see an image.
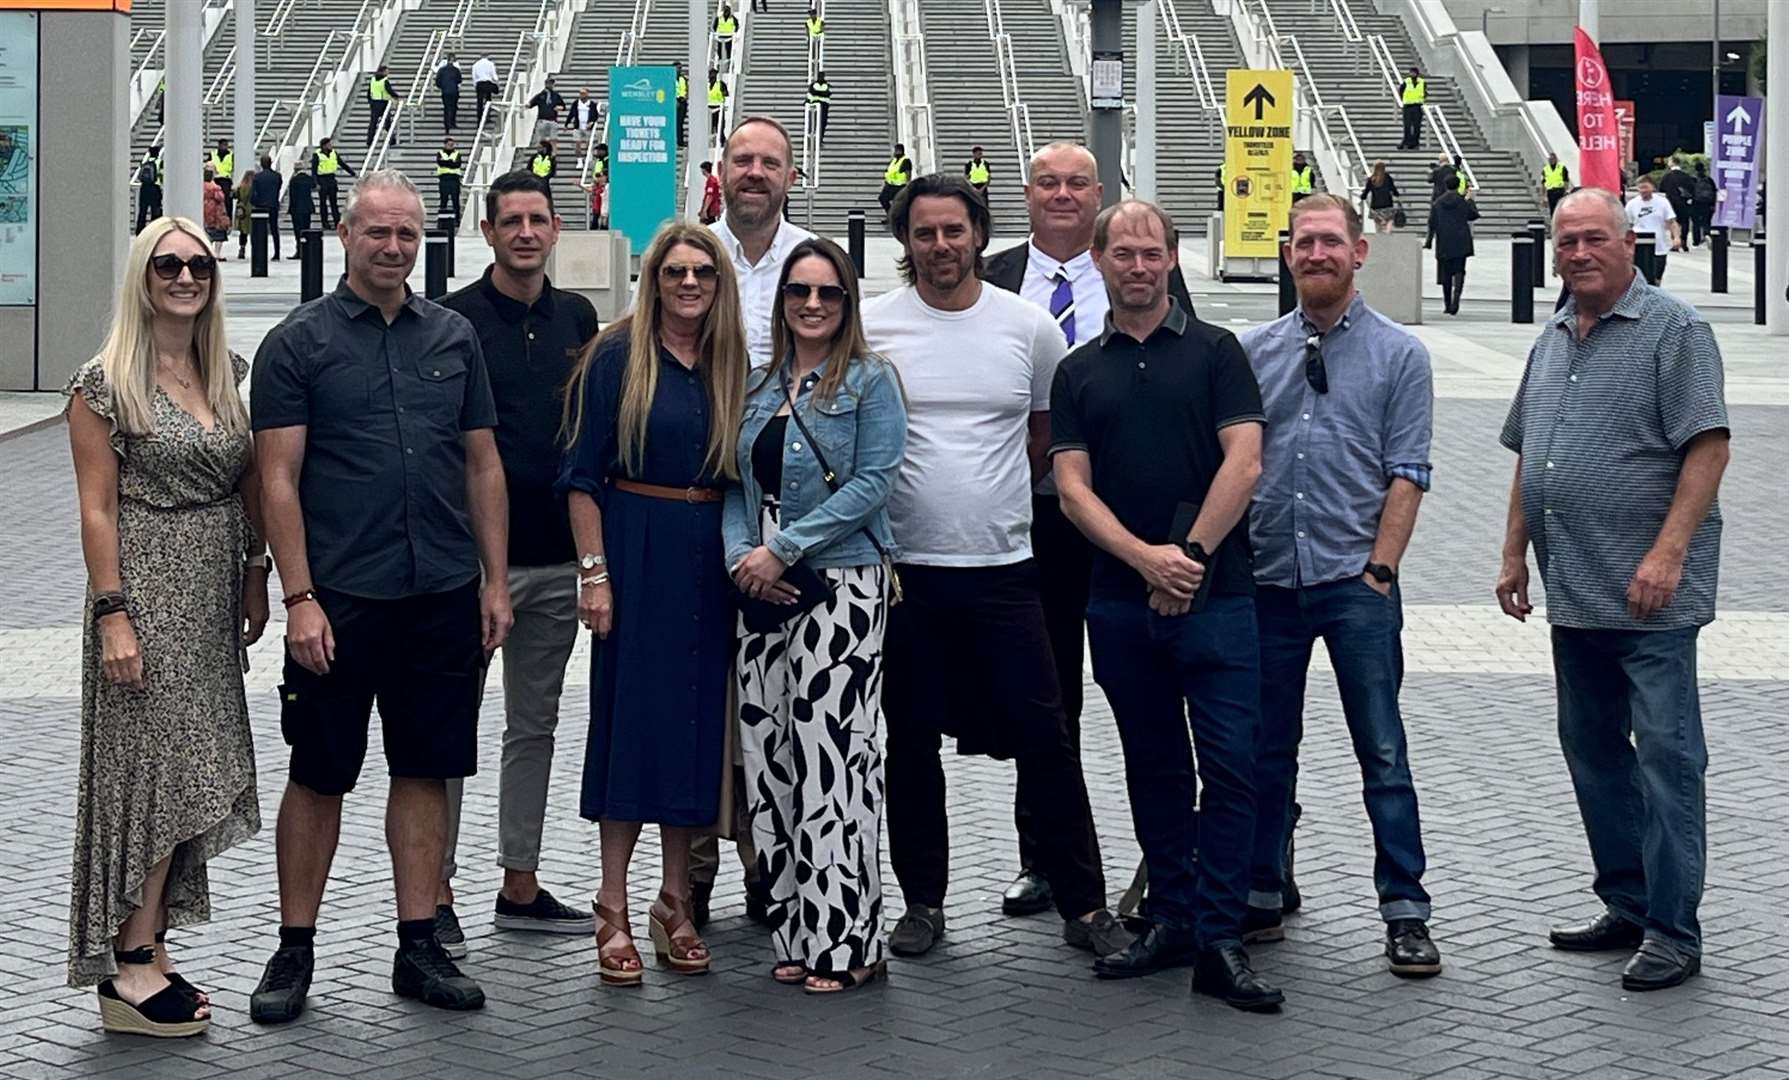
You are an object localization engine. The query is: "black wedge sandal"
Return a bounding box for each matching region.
[154,932,207,1005]
[97,946,209,1038]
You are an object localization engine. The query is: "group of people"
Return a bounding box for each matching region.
[70,113,1728,1038]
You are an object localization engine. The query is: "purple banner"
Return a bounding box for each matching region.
[1713,94,1763,230]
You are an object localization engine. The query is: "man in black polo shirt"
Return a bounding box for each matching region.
[248,170,514,1023]
[435,171,600,953]
[1051,199,1281,1012]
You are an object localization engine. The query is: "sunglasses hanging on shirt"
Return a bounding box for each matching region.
[1304,333,1329,394]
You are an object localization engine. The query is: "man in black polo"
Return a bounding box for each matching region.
[434,171,600,955]
[247,170,514,1023]
[1051,199,1281,1012]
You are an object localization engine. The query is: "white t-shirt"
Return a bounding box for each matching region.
[863,283,1067,566]
[1626,195,1676,255]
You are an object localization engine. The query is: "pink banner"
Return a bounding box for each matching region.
[1574,28,1622,193]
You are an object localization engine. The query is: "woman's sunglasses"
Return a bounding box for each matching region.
[151,254,217,282]
[782,282,846,304]
[658,262,718,282]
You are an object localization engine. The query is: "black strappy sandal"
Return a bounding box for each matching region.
[803,959,889,995]
[771,961,808,985]
[97,946,209,1037]
[154,932,207,1005]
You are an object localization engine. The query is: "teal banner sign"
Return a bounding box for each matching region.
[607,66,677,257]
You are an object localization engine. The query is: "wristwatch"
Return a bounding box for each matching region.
[579,553,608,571]
[91,592,129,622]
[1180,540,1212,566]
[1364,562,1397,584]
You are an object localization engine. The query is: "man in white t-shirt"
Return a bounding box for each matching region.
[1625,175,1678,286]
[863,173,1131,962]
[706,116,815,367]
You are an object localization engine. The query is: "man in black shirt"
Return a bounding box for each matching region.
[436,171,600,949]
[528,77,567,145]
[1051,199,1282,1012]
[288,157,316,235]
[248,170,513,1023]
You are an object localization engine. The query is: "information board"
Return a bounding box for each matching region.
[0,11,37,306]
[1223,69,1293,261]
[607,65,678,257]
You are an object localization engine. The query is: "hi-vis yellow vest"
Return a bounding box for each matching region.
[1401,77,1425,105]
[968,160,990,185]
[1455,169,1469,194]
[676,75,688,100]
[531,153,553,177]
[1544,162,1568,190]
[1290,165,1313,194]
[370,75,393,101]
[210,151,233,179]
[714,14,737,34]
[807,16,824,36]
[316,150,340,175]
[437,150,462,176]
[708,80,725,106]
[885,156,909,184]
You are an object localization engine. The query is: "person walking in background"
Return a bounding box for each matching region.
[288,158,316,237]
[699,160,722,225]
[1541,151,1571,220]
[589,143,610,230]
[1399,66,1425,150]
[209,139,235,223]
[1498,187,1729,994]
[726,237,907,994]
[1422,151,1455,250]
[1689,162,1717,248]
[1626,175,1678,286]
[1659,159,1694,252]
[1240,193,1441,978]
[877,143,912,221]
[557,223,748,987]
[473,53,500,124]
[64,216,265,1037]
[312,139,356,230]
[436,52,463,133]
[707,67,729,131]
[250,154,285,260]
[437,135,464,228]
[232,169,256,261]
[134,145,163,234]
[434,172,602,957]
[806,71,831,143]
[1360,160,1401,233]
[569,88,599,156]
[530,140,557,181]
[529,77,567,145]
[1429,183,1479,315]
[713,4,738,63]
[367,64,401,146]
[201,166,229,258]
[676,62,690,147]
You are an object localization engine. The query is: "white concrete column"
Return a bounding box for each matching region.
[234,0,256,165]
[1501,44,1531,98]
[686,0,710,221]
[1767,0,1787,334]
[1578,0,1597,43]
[1136,0,1156,202]
[166,0,205,223]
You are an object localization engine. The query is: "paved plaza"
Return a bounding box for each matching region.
[1,235,1787,1079]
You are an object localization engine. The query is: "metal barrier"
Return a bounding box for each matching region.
[796,0,827,215]
[577,0,651,192]
[890,0,937,174]
[465,1,571,229]
[369,26,454,169]
[1365,31,1472,189]
[1235,0,1367,198]
[984,0,1035,183]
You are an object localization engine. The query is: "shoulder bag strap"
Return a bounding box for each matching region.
[780,363,902,602]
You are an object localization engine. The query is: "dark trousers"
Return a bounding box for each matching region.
[439,177,462,227]
[441,91,459,131]
[1401,103,1423,149]
[1552,626,1705,955]
[216,176,234,225]
[476,81,498,122]
[1014,494,1097,875]
[256,206,282,258]
[1690,206,1712,246]
[135,183,162,233]
[1249,581,1429,922]
[677,99,688,146]
[1085,593,1259,949]
[1666,196,1691,248]
[816,102,830,140]
[1546,187,1565,220]
[883,561,1106,920]
[1636,245,1667,285]
[878,182,902,215]
[292,207,313,235]
[367,99,391,144]
[318,176,342,228]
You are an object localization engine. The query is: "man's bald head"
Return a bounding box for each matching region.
[1553,187,1627,235]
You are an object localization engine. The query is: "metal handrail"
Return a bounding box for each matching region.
[1156,0,1224,138]
[274,29,343,153]
[256,100,292,150]
[984,0,1035,182]
[1320,0,1361,44]
[889,0,936,174]
[577,0,650,190]
[1364,31,1476,191]
[1245,0,1366,196]
[369,28,449,169]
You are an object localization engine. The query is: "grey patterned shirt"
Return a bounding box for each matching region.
[1499,270,1728,630]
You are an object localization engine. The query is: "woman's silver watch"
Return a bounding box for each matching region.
[579,553,607,571]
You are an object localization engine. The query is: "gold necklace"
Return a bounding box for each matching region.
[157,357,195,390]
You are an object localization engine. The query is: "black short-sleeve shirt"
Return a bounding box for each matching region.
[1049,300,1266,599]
[251,279,498,600]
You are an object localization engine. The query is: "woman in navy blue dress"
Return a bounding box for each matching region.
[558,223,749,986]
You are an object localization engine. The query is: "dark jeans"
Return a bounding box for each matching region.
[1690,207,1712,246]
[883,561,1106,920]
[1015,494,1096,876]
[439,177,462,228]
[319,176,342,228]
[441,90,458,131]
[1086,593,1260,950]
[368,99,391,144]
[1636,246,1667,285]
[1249,580,1430,922]
[1401,103,1423,149]
[135,184,162,233]
[1553,626,1705,956]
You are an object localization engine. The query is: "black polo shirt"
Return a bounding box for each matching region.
[251,278,498,599]
[442,268,599,567]
[1049,299,1266,600]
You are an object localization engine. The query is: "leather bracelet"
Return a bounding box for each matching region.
[282,589,318,609]
[579,573,611,588]
[91,591,129,622]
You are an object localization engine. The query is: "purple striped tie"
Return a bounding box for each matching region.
[1049,270,1076,347]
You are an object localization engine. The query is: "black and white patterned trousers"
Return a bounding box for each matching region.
[737,500,890,974]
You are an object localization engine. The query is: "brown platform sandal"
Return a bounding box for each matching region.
[648,891,711,975]
[594,900,643,987]
[97,946,210,1037]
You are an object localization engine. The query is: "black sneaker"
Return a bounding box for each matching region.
[1241,906,1284,945]
[1386,919,1442,977]
[392,937,485,1011]
[249,945,314,1025]
[494,887,592,934]
[434,904,467,959]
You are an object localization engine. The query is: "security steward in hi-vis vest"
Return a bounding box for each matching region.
[311,139,356,229]
[965,148,991,195]
[1290,154,1315,202]
[1399,67,1426,149]
[675,69,690,145]
[210,142,235,218]
[878,144,912,217]
[436,138,464,227]
[531,143,556,179]
[1542,155,1570,215]
[807,72,832,141]
[367,65,399,145]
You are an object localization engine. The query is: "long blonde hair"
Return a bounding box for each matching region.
[562,223,747,479]
[97,217,245,437]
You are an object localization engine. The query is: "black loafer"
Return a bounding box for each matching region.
[249,945,314,1025]
[888,905,946,957]
[1621,944,1700,991]
[1063,909,1135,957]
[1093,924,1200,980]
[1241,907,1284,945]
[392,938,485,1011]
[1386,919,1442,977]
[1549,910,1645,952]
[744,879,775,928]
[1191,944,1284,1012]
[1002,870,1054,916]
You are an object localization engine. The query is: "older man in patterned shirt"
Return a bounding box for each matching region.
[1497,187,1730,993]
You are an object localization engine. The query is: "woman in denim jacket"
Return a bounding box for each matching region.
[723,237,906,994]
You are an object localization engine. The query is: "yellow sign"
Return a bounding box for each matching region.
[1224,69,1294,260]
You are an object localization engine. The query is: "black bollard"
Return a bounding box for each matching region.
[300,229,324,302]
[437,211,457,276]
[1710,228,1728,293]
[1510,233,1534,323]
[1755,233,1767,325]
[847,210,865,278]
[425,230,449,299]
[1276,230,1295,316]
[1527,219,1546,284]
[251,211,270,278]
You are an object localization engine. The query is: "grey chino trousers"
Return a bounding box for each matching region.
[443,563,580,880]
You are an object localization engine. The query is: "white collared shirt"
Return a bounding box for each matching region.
[1018,239,1106,349]
[472,57,499,84]
[708,213,816,367]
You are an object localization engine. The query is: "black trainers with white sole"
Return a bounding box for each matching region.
[494,887,593,934]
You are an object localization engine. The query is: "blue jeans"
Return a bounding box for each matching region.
[1249,580,1430,922]
[1553,626,1706,956]
[1086,593,1260,950]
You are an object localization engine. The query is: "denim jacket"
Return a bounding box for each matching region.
[723,354,906,571]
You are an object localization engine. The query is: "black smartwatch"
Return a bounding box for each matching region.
[1364,562,1397,584]
[1181,540,1212,566]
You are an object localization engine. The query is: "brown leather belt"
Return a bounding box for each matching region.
[611,478,723,503]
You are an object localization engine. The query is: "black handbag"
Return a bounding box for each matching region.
[1392,206,1409,228]
[735,366,901,634]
